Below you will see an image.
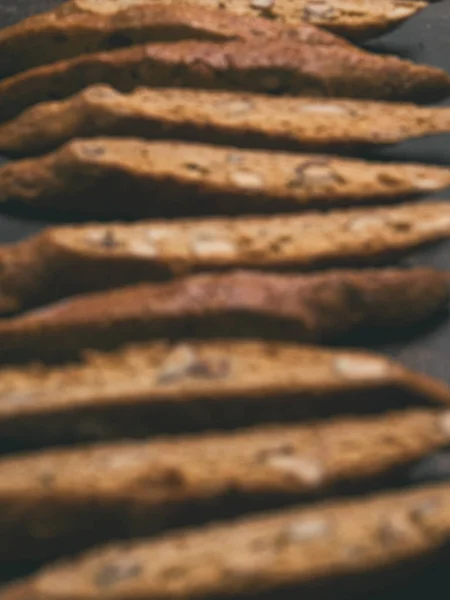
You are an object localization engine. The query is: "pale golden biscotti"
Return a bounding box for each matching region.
[3,483,450,600]
[0,2,348,80]
[1,202,450,315]
[0,408,449,562]
[1,340,450,449]
[1,139,449,218]
[0,40,449,123]
[5,86,450,156]
[164,0,427,39]
[0,268,446,363]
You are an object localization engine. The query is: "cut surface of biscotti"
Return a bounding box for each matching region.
[1,201,450,315]
[0,39,448,123]
[0,268,446,363]
[0,2,348,80]
[1,139,450,218]
[3,483,450,600]
[1,340,450,449]
[0,408,449,561]
[5,86,450,156]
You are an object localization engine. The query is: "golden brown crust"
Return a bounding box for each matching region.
[2,483,450,600]
[1,202,450,315]
[0,340,449,449]
[0,139,449,218]
[0,408,448,562]
[0,38,448,123]
[0,1,346,79]
[3,86,450,157]
[0,268,447,363]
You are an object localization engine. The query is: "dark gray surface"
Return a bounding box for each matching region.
[0,0,450,594]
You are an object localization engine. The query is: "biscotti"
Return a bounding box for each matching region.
[1,139,449,218]
[1,202,450,315]
[0,0,424,72]
[0,268,446,363]
[1,340,450,449]
[3,483,450,600]
[5,87,450,157]
[0,40,449,123]
[1,409,449,562]
[0,2,347,80]
[188,0,427,39]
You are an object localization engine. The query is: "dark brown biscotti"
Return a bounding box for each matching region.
[0,409,449,562]
[1,340,450,449]
[0,268,447,363]
[1,201,450,315]
[1,139,449,218]
[0,1,347,80]
[5,86,450,157]
[3,483,450,600]
[0,39,449,124]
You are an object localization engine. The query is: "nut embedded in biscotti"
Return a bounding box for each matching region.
[280,518,331,543]
[190,233,237,259]
[303,0,339,22]
[156,344,231,384]
[229,169,265,190]
[94,561,143,589]
[333,355,392,379]
[264,455,324,487]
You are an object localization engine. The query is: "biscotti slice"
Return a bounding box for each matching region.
[6,87,450,157]
[191,0,427,39]
[0,2,348,80]
[0,40,449,123]
[3,483,450,600]
[0,0,425,75]
[1,139,450,218]
[1,409,450,562]
[0,268,446,363]
[1,340,450,449]
[1,202,450,315]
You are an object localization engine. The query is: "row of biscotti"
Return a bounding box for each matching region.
[0,0,429,80]
[0,396,449,562]
[0,139,450,217]
[1,482,450,600]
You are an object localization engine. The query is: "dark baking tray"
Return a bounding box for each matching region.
[0,0,450,596]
